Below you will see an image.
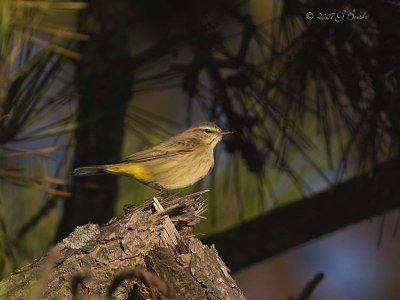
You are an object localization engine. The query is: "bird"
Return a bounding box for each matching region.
[73,122,232,190]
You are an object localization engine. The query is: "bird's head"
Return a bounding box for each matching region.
[183,122,233,148]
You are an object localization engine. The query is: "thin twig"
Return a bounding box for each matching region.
[289,273,324,300]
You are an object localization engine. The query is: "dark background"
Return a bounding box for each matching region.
[1,0,400,299]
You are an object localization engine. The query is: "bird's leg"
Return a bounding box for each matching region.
[148,182,169,197]
[155,188,171,199]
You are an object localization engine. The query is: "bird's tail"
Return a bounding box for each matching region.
[73,165,107,176]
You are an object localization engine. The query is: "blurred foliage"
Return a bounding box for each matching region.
[0,0,399,280]
[120,0,400,230]
[0,0,86,277]
[128,0,400,180]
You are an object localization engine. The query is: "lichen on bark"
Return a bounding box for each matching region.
[0,191,246,299]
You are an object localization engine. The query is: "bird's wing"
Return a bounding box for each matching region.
[121,137,201,163]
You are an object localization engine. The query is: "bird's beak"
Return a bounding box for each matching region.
[222,131,233,135]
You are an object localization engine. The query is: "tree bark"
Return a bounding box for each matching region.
[56,0,132,241]
[204,158,400,272]
[0,191,245,299]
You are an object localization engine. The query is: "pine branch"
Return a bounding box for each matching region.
[204,158,400,272]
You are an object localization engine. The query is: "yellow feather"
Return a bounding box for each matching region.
[105,163,149,181]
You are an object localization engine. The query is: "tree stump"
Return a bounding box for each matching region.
[0,191,246,299]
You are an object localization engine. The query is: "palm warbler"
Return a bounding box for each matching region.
[73,122,232,190]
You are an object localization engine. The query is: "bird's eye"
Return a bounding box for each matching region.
[204,128,211,134]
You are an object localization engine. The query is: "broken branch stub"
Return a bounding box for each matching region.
[0,191,245,300]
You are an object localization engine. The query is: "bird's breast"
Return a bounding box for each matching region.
[143,148,214,189]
